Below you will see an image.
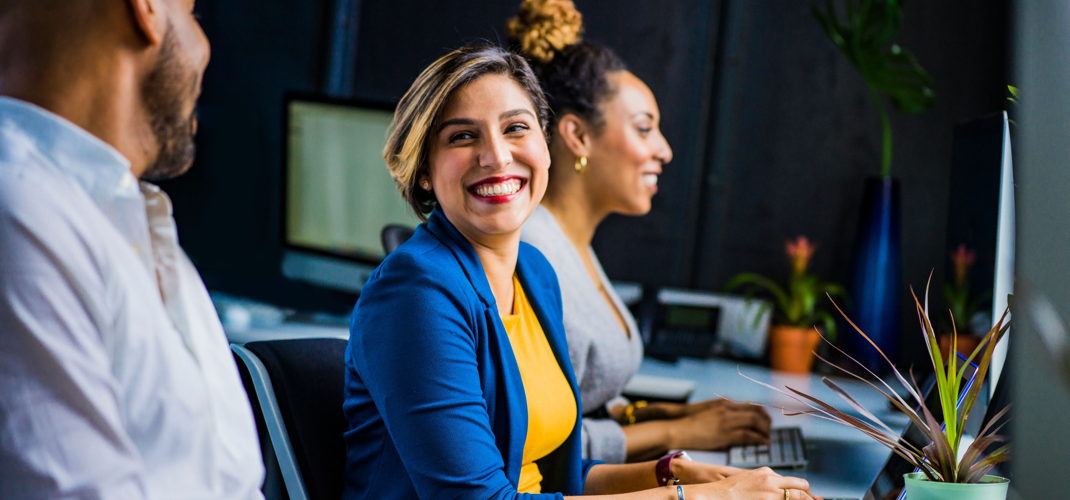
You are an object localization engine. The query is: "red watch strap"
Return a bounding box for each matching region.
[656,452,684,487]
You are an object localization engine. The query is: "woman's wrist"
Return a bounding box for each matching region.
[620,401,686,426]
[654,402,689,420]
[641,418,678,453]
[670,454,687,481]
[663,417,684,450]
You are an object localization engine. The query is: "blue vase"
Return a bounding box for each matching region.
[846,177,902,373]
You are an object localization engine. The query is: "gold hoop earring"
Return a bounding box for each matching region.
[574,156,587,173]
[420,178,431,191]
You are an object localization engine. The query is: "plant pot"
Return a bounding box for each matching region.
[903,472,1009,500]
[768,325,820,374]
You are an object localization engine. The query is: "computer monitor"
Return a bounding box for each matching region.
[978,343,1012,481]
[280,94,421,293]
[281,94,422,293]
[942,111,1014,395]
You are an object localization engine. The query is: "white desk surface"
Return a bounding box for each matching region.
[229,323,908,498]
[226,322,348,345]
[638,357,911,499]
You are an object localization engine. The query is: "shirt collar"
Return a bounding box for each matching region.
[0,96,135,207]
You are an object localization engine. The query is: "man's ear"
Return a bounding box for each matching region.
[556,114,592,159]
[126,0,166,45]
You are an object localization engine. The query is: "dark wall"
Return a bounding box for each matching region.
[670,0,1009,366]
[165,0,1010,360]
[579,0,724,287]
[162,0,341,310]
[165,0,724,313]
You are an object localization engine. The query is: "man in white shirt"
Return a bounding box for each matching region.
[0,0,265,498]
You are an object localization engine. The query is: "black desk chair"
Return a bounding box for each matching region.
[232,339,348,500]
[381,224,415,255]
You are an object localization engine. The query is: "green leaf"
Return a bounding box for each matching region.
[955,314,1010,437]
[822,377,900,436]
[811,0,934,176]
[726,273,791,319]
[963,444,1011,483]
[957,433,1008,480]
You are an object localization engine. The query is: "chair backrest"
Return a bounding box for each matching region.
[381,224,415,255]
[233,350,290,500]
[232,338,349,500]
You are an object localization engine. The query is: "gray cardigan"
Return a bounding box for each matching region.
[520,206,644,463]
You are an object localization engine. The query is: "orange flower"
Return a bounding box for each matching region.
[785,236,816,275]
[949,244,976,286]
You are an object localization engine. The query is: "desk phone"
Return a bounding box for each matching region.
[634,287,770,361]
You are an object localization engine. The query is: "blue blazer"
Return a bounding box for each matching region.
[342,210,601,500]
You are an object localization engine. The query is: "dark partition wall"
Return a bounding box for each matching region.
[161,0,343,311]
[163,0,1010,338]
[163,0,726,313]
[678,0,1009,366]
[580,0,724,288]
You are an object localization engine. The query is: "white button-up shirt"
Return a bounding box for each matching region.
[0,97,265,499]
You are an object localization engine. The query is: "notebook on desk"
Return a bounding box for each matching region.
[621,374,696,404]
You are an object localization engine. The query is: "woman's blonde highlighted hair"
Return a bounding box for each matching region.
[384,45,550,220]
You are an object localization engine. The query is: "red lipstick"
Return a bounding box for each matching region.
[468,175,527,205]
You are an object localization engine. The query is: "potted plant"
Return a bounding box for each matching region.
[726,236,847,374]
[743,283,1011,499]
[812,0,936,372]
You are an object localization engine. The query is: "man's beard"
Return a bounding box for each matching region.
[141,27,199,182]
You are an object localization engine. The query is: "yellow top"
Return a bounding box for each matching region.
[500,275,578,494]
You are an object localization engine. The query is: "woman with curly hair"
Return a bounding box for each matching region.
[511,0,773,465]
[341,43,815,500]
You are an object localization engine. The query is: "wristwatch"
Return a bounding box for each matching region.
[655,451,692,486]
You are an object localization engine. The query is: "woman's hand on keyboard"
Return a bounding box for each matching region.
[683,399,771,419]
[667,402,772,451]
[681,467,819,500]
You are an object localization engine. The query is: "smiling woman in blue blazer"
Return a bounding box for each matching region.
[341,44,816,500]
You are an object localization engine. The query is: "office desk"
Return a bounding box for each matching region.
[638,357,911,499]
[226,322,348,345]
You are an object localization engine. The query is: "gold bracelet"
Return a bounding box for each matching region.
[624,400,648,425]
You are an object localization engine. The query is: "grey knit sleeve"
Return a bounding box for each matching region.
[580,417,628,464]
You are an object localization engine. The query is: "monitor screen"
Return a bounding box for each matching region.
[941,113,1008,336]
[285,97,422,263]
[666,305,719,330]
[940,112,1014,395]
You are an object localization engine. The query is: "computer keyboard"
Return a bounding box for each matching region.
[727,427,808,469]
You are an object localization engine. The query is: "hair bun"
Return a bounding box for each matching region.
[507,0,583,63]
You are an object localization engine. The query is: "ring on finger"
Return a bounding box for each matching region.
[783,488,790,500]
